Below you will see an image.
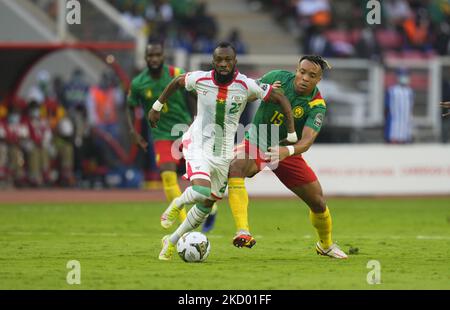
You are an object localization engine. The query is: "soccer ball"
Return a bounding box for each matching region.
[177,232,211,262]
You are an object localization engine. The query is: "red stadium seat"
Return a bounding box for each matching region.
[375,29,403,49]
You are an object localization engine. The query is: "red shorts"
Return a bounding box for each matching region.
[154,140,181,167]
[238,139,318,189]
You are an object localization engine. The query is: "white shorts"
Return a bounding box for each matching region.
[182,136,230,200]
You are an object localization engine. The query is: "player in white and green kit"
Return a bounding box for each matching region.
[149,42,297,260]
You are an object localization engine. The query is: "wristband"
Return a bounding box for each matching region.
[286,145,295,156]
[152,100,164,112]
[286,131,298,143]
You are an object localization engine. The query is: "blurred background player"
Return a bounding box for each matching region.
[228,55,347,259]
[384,69,415,144]
[127,40,217,231]
[152,42,296,260]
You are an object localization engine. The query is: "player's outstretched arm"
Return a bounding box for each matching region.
[127,106,148,151]
[148,74,187,128]
[268,90,297,141]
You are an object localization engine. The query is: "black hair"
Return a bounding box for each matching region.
[299,55,332,71]
[214,41,236,55]
[147,37,164,48]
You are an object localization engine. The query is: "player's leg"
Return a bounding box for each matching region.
[159,177,215,260]
[201,201,217,233]
[274,156,347,259]
[228,141,261,248]
[155,140,186,222]
[160,156,211,228]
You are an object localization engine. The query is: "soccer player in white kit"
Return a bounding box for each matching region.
[149,42,297,260]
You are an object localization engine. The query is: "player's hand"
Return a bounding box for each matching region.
[440,101,450,117]
[265,146,290,166]
[272,80,282,89]
[131,131,148,152]
[148,109,160,128]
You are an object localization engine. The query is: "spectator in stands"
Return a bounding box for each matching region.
[0,107,7,186]
[354,26,381,61]
[52,76,65,106]
[402,8,433,52]
[120,3,146,39]
[25,100,53,187]
[295,0,331,53]
[63,69,90,181]
[434,21,450,55]
[192,2,218,53]
[384,68,414,144]
[145,0,173,40]
[227,28,247,54]
[63,69,89,114]
[304,25,334,57]
[27,70,51,104]
[384,0,412,27]
[5,102,28,187]
[86,72,122,169]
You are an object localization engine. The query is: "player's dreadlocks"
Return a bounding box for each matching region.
[299,55,332,71]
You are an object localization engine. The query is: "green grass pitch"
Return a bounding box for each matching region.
[0,198,449,289]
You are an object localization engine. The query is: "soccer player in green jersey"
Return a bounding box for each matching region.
[228,55,348,258]
[127,40,218,227]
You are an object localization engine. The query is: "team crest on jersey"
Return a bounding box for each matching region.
[232,95,244,103]
[145,89,153,98]
[293,106,304,119]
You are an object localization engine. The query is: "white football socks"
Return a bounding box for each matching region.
[169,205,210,244]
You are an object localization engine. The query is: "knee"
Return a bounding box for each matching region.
[228,159,247,178]
[308,194,327,213]
[203,199,215,208]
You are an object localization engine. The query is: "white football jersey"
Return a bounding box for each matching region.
[184,70,272,160]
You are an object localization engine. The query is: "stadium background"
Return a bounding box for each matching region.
[0,0,449,290]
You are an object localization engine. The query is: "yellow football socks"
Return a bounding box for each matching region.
[228,177,249,231]
[161,171,186,221]
[309,207,333,249]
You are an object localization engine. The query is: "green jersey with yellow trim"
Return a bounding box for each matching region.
[127,64,192,141]
[247,70,326,151]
